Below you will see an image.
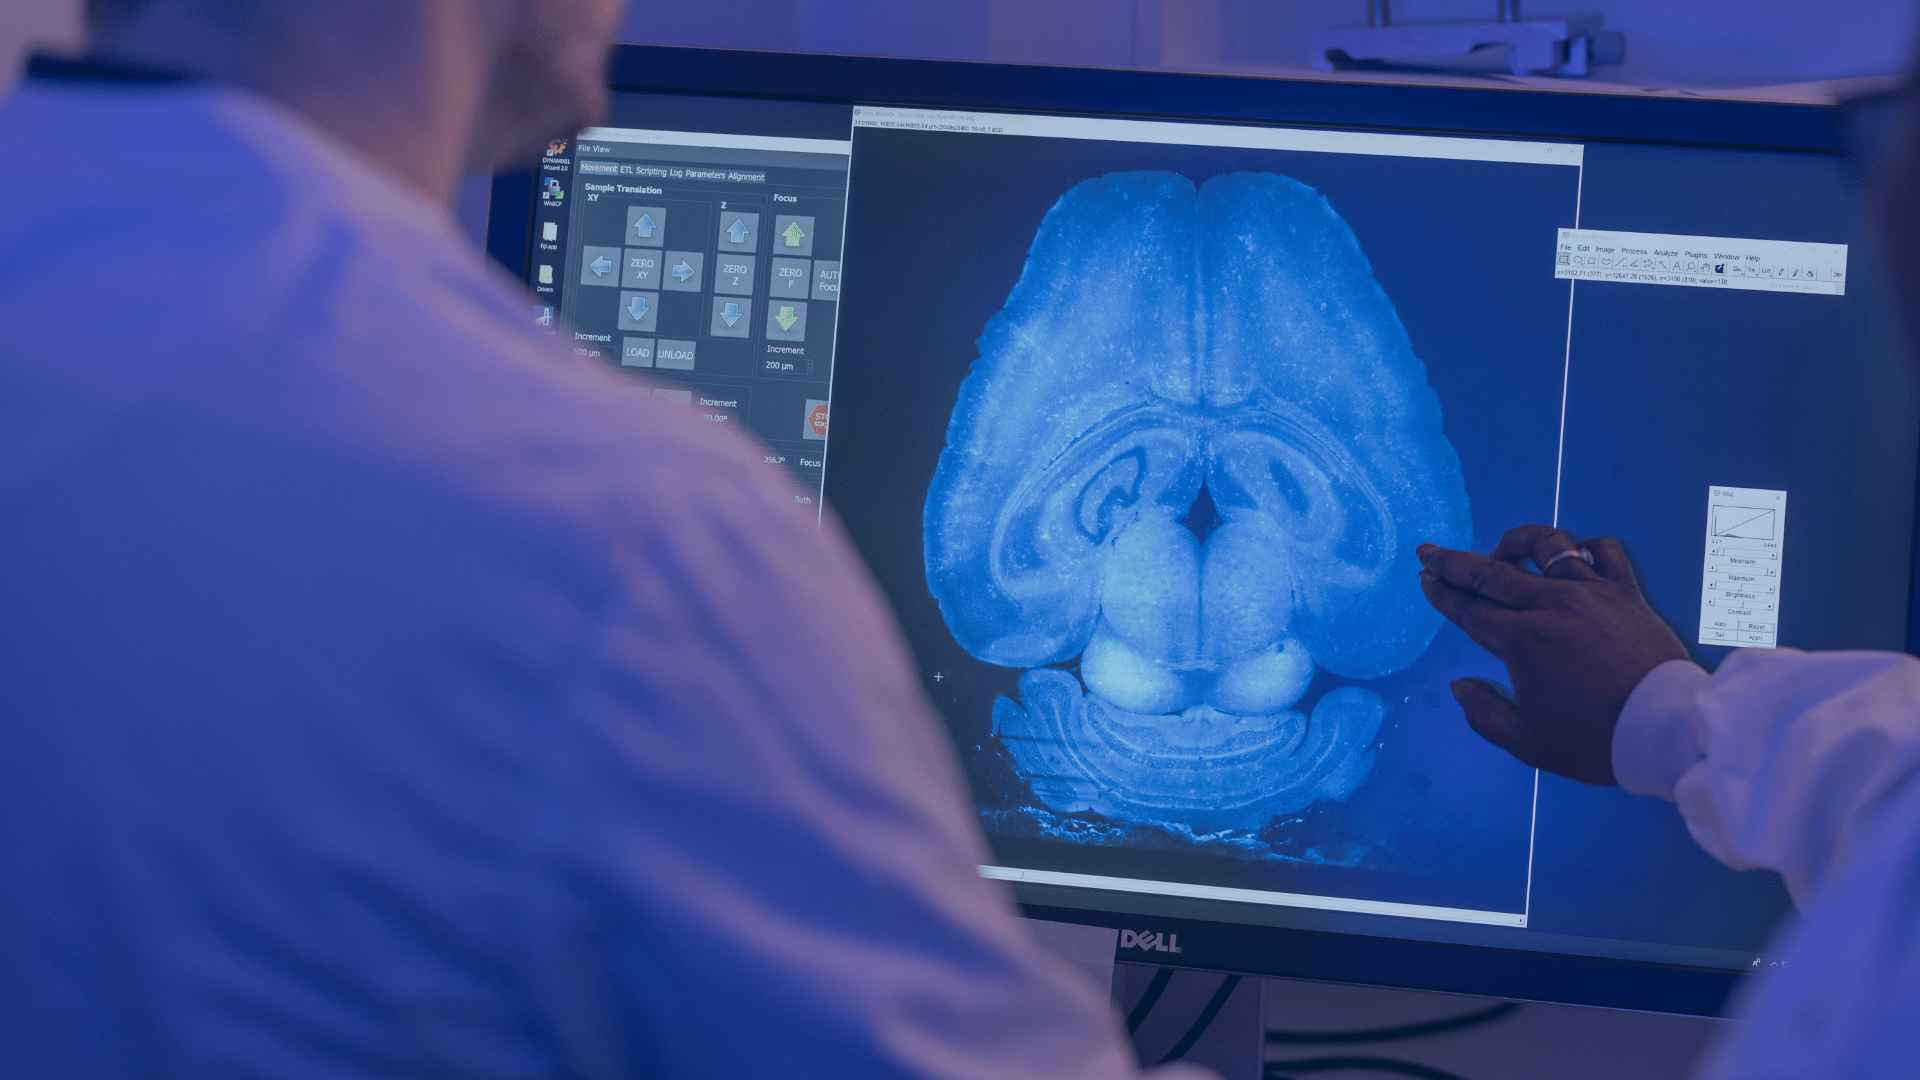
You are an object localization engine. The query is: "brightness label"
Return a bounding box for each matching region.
[1700,486,1786,648]
[1556,229,1846,295]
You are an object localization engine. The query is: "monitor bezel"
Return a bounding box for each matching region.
[489,43,1886,1017]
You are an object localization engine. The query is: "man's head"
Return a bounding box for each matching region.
[468,0,625,173]
[85,0,625,195]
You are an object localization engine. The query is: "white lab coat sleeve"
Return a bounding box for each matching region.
[1613,649,1920,908]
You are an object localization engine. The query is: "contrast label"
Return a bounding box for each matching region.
[1556,229,1846,295]
[1700,486,1786,648]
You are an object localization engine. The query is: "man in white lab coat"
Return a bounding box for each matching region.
[0,3,1201,1077]
[1418,98,1920,1072]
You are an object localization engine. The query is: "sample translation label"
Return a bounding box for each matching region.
[1556,229,1846,295]
[1700,486,1786,648]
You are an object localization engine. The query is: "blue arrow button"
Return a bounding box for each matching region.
[671,260,695,282]
[726,219,749,245]
[589,254,613,277]
[626,295,649,322]
[634,213,656,238]
[720,302,742,328]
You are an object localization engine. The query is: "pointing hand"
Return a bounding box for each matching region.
[1416,525,1689,785]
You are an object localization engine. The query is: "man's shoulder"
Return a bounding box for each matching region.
[0,80,792,557]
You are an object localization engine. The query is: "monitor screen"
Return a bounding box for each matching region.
[501,48,1920,1014]
[524,93,853,506]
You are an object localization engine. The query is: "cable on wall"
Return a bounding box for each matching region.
[1126,966,1176,1035]
[1158,974,1243,1065]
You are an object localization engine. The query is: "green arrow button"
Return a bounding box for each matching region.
[782,221,807,247]
[775,305,799,331]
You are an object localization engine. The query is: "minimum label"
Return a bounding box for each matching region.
[1700,486,1786,648]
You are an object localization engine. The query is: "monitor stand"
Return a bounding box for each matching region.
[1116,963,1266,1079]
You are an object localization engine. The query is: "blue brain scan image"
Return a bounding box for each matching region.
[923,170,1472,840]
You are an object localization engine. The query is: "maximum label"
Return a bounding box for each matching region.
[1700,486,1786,648]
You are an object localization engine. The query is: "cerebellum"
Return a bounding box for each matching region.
[925,170,1470,833]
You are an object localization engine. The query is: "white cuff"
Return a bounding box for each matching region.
[1612,659,1710,801]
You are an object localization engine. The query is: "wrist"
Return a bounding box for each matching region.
[1611,659,1710,800]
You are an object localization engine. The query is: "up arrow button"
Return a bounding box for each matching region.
[714,214,758,252]
[773,215,815,257]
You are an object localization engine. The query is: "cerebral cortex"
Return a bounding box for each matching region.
[924,171,1471,834]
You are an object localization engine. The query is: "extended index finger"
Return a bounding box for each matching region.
[1416,544,1549,610]
[1419,573,1517,651]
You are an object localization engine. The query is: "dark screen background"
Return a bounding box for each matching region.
[828,128,1577,918]
[1531,142,1917,952]
[823,123,1918,964]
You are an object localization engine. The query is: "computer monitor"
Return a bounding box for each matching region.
[489,44,1918,1016]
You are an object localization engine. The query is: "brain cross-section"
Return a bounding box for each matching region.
[923,170,1471,833]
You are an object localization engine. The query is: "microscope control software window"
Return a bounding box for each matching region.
[534,123,849,504]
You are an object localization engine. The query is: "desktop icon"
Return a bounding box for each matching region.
[541,177,564,202]
[538,265,554,285]
[533,306,554,327]
[542,221,558,243]
[547,137,569,158]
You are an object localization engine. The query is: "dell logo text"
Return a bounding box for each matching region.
[1120,930,1182,954]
